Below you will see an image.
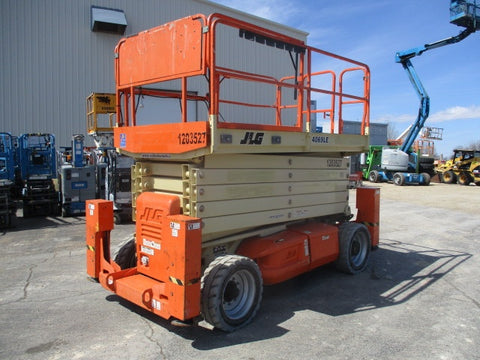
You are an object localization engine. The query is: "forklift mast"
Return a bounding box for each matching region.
[394,0,478,154]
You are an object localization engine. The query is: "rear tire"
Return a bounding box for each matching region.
[420,172,431,186]
[201,255,263,332]
[335,222,371,274]
[114,238,137,269]
[458,172,472,186]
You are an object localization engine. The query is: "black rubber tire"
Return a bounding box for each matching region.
[52,201,61,216]
[419,163,435,176]
[393,172,405,186]
[368,170,379,183]
[419,157,434,173]
[442,170,456,184]
[458,172,472,186]
[420,172,431,186]
[114,238,137,269]
[113,213,122,225]
[419,156,434,164]
[335,222,371,274]
[201,255,263,332]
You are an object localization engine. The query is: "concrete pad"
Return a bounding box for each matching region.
[0,182,479,359]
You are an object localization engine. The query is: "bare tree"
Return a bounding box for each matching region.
[468,140,480,150]
[387,122,398,140]
[456,140,480,150]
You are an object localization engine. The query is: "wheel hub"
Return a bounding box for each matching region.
[222,270,256,321]
[224,279,240,304]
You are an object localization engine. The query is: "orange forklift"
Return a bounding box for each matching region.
[86,13,379,332]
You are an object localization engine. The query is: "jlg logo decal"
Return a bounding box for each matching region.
[240,132,264,145]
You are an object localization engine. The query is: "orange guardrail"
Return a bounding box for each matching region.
[113,13,370,147]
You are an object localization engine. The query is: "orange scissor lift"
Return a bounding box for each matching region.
[86,13,379,331]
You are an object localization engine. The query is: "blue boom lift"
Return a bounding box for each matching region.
[366,0,478,185]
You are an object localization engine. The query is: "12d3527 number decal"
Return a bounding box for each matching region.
[177,132,207,145]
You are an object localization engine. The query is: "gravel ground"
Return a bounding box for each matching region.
[366,180,478,214]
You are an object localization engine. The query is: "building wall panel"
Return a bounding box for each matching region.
[0,0,307,148]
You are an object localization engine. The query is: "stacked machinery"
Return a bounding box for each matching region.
[0,132,17,227]
[86,93,134,223]
[1,92,134,222]
[18,133,59,217]
[58,134,105,216]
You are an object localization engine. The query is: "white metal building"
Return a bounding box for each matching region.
[0,0,307,148]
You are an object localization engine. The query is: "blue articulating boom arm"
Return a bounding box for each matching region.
[394,25,475,153]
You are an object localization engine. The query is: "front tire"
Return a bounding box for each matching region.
[201,255,263,332]
[113,213,122,224]
[368,170,379,183]
[114,238,137,269]
[335,222,371,274]
[442,170,456,184]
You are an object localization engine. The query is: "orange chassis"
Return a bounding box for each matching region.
[86,187,379,325]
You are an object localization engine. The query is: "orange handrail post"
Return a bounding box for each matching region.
[296,51,305,129]
[182,77,188,123]
[305,48,312,131]
[338,67,370,135]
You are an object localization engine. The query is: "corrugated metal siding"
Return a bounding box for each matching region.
[0,0,307,148]
[343,121,388,145]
